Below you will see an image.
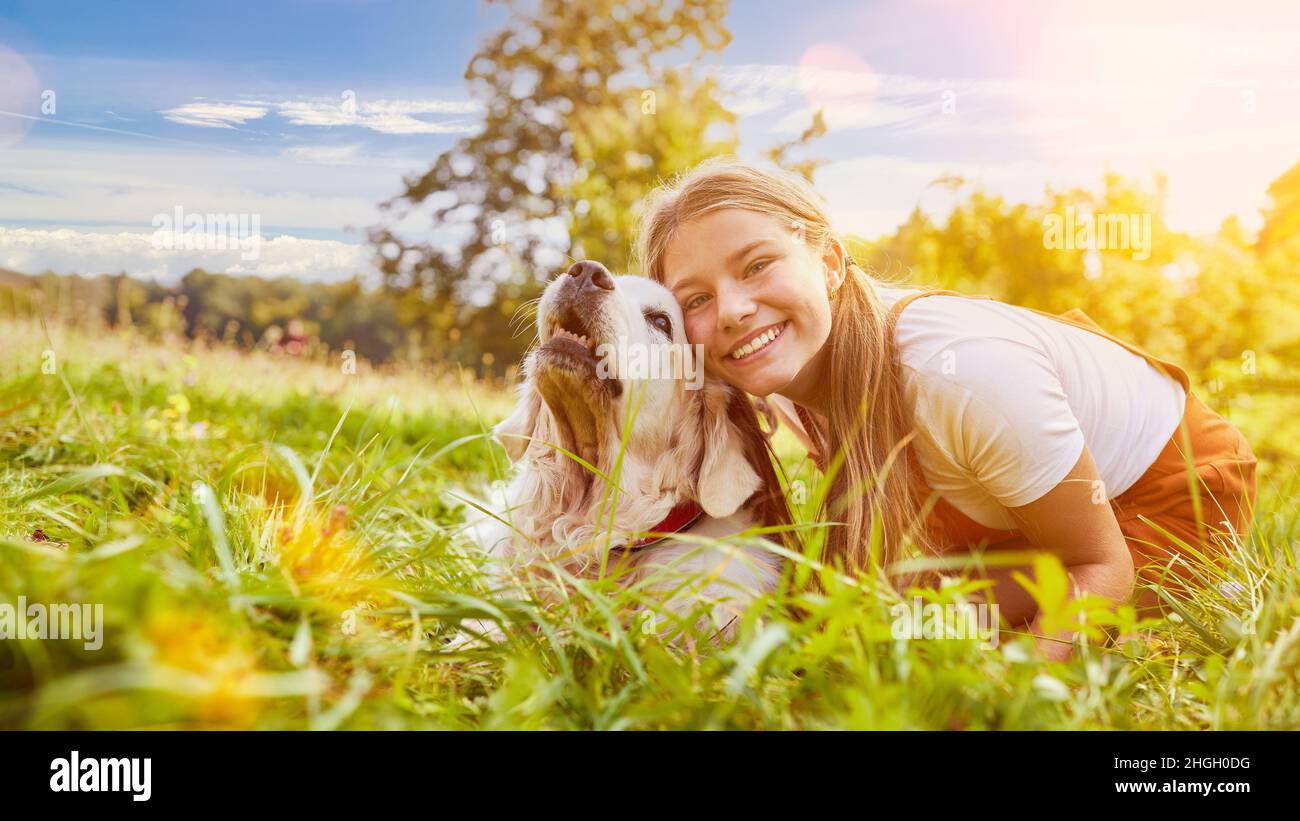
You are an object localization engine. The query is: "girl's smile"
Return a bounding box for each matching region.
[727,320,787,364]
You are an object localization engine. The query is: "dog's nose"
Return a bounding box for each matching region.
[567,260,615,292]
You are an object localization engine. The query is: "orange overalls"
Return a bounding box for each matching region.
[791,289,1258,603]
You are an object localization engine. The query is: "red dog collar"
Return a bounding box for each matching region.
[628,500,705,549]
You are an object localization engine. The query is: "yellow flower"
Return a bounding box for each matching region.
[142,608,262,728]
[167,393,191,416]
[275,505,387,614]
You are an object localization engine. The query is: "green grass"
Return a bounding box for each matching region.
[2,317,1299,729]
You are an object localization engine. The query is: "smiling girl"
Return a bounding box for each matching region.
[637,157,1258,660]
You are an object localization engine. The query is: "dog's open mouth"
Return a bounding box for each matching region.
[535,307,615,470]
[541,307,599,363]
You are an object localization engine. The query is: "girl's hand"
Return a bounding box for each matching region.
[1027,613,1076,662]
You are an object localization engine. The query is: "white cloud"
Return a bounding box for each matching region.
[0,142,417,235]
[282,144,362,165]
[718,62,1280,140]
[0,226,373,284]
[771,100,925,135]
[276,97,481,135]
[813,154,1064,240]
[719,64,1008,137]
[161,101,270,129]
[161,96,482,135]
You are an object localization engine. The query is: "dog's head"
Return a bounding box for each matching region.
[495,260,763,523]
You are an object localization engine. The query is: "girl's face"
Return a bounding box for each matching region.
[662,208,843,399]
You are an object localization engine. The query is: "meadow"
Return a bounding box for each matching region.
[2,316,1298,730]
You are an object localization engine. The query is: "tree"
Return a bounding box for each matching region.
[1258,157,1300,257]
[764,108,827,183]
[367,0,737,372]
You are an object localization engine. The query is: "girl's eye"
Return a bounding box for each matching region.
[685,294,710,311]
[746,259,770,277]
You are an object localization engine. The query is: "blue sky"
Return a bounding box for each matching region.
[2,0,1299,281]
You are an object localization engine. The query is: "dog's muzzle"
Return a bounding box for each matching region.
[532,260,623,466]
[537,260,619,396]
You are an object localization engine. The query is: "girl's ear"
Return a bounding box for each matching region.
[696,381,762,518]
[822,236,846,297]
[493,382,542,463]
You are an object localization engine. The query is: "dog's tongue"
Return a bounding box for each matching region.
[536,365,608,468]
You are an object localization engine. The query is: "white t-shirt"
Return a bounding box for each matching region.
[775,284,1187,530]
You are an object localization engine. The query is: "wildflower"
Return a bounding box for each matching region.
[323,504,348,537]
[140,608,262,728]
[143,393,213,440]
[1218,580,1246,602]
[29,528,67,549]
[275,506,386,614]
[165,393,190,417]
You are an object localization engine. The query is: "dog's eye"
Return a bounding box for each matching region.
[644,311,672,335]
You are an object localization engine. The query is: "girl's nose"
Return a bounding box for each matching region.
[715,284,756,330]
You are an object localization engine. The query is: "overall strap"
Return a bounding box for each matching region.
[885,289,1192,394]
[884,288,987,332]
[1018,305,1192,394]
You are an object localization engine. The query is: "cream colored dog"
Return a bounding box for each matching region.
[459,260,786,646]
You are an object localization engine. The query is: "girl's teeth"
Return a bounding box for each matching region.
[731,324,783,360]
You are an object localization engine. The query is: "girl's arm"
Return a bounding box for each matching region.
[998,444,1136,661]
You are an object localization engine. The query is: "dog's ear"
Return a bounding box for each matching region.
[696,381,763,518]
[493,380,543,463]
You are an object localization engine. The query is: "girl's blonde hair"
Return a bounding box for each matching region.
[637,156,933,583]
